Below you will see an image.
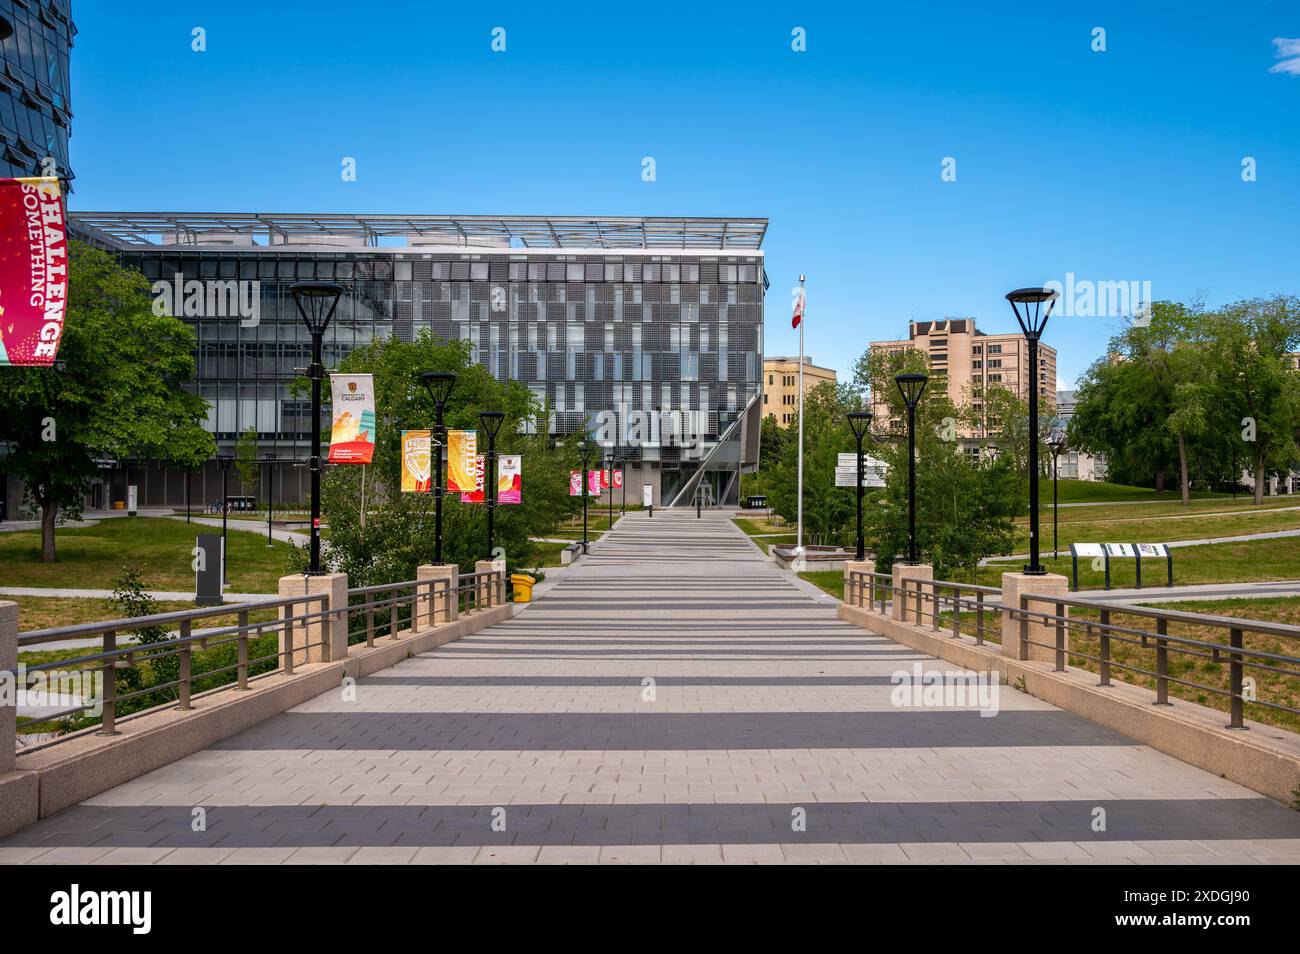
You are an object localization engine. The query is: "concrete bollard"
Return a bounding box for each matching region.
[842,560,875,607]
[418,564,459,624]
[1001,572,1070,662]
[891,563,933,624]
[278,573,348,667]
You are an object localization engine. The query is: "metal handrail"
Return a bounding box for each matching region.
[845,571,1300,728]
[13,567,508,753]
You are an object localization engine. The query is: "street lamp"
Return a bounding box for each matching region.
[1048,431,1068,559]
[578,440,592,554]
[616,454,626,514]
[894,372,928,565]
[479,410,505,561]
[263,453,277,547]
[217,455,233,583]
[605,452,615,530]
[289,280,344,575]
[1006,286,1060,575]
[846,412,871,562]
[421,370,457,565]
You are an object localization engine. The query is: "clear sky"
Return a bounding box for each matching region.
[68,1,1299,390]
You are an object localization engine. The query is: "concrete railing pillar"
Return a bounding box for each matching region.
[474,559,503,609]
[891,563,933,623]
[843,560,874,607]
[418,564,458,624]
[0,601,16,775]
[278,573,348,667]
[1001,572,1070,662]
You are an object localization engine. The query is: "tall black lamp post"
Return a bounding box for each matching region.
[846,412,871,562]
[605,453,615,530]
[289,280,344,576]
[1006,287,1060,575]
[616,454,626,514]
[479,410,504,560]
[421,371,457,564]
[217,455,233,583]
[1048,431,1067,559]
[894,373,928,565]
[263,453,277,547]
[578,440,592,554]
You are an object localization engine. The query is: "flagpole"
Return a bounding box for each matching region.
[795,274,805,558]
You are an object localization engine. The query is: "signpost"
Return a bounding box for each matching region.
[835,453,887,488]
[1069,542,1173,591]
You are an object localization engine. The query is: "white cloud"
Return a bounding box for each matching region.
[1270,37,1300,75]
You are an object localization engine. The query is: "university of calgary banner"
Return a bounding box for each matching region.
[0,177,68,367]
[601,468,610,491]
[498,455,521,504]
[446,430,478,493]
[569,470,601,496]
[460,454,486,504]
[327,374,376,464]
[612,468,623,490]
[400,430,433,492]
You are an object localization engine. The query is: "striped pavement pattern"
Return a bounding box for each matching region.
[4,510,1300,864]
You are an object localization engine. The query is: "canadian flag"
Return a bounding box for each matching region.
[792,287,805,329]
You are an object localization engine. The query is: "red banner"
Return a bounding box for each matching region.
[0,177,68,367]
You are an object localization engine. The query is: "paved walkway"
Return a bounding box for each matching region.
[5,512,1300,865]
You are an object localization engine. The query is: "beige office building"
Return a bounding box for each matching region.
[763,356,837,427]
[869,318,1057,436]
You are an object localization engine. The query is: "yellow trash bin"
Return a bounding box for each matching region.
[511,573,536,603]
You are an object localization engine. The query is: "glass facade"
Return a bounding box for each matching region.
[0,0,74,185]
[91,234,765,507]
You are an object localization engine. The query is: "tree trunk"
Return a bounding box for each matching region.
[1178,435,1190,506]
[41,497,58,562]
[1254,459,1266,506]
[1154,467,1166,493]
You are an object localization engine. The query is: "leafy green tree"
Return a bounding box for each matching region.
[291,332,581,585]
[0,241,214,560]
[234,425,260,497]
[861,347,1020,576]
[1205,296,1300,504]
[764,381,856,543]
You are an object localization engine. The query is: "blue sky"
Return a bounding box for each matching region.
[69,1,1299,389]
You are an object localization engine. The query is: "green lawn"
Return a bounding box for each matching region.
[1055,479,1227,504]
[959,535,1300,589]
[1011,506,1300,554]
[0,517,295,593]
[799,571,843,600]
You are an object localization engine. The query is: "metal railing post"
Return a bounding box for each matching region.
[178,619,193,710]
[236,609,250,690]
[1054,600,1066,672]
[975,591,985,645]
[1154,617,1170,705]
[1018,598,1029,659]
[951,587,961,639]
[1098,609,1111,687]
[1228,627,1245,729]
[98,630,118,736]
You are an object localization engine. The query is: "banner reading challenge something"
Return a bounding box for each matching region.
[0,177,68,367]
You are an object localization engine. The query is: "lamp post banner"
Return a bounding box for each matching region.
[446,429,478,493]
[327,374,376,464]
[460,454,486,503]
[400,429,433,492]
[498,455,522,504]
[612,468,623,490]
[588,468,602,496]
[0,177,68,367]
[569,470,583,496]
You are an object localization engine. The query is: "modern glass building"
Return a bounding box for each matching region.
[67,213,767,509]
[0,0,74,185]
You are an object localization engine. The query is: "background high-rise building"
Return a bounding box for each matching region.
[868,317,1057,435]
[67,212,768,509]
[762,356,836,427]
[0,0,74,187]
